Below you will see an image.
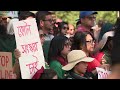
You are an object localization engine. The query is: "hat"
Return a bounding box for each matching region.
[76,11,98,21]
[99,31,114,49]
[62,50,94,71]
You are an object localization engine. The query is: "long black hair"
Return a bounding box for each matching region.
[111,17,120,66]
[48,35,69,64]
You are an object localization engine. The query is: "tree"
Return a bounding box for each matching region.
[55,11,117,27]
[55,11,79,27]
[96,11,117,24]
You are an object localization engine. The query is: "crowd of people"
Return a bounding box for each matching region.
[0,11,120,79]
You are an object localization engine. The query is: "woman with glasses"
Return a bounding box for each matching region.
[48,35,71,79]
[71,31,110,79]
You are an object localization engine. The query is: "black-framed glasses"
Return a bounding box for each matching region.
[0,17,8,21]
[86,40,95,44]
[43,19,55,23]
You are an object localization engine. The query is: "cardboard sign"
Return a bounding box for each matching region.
[13,18,45,79]
[0,52,14,79]
[96,67,111,79]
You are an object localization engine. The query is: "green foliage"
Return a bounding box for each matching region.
[55,11,117,27]
[96,11,117,24]
[55,11,79,27]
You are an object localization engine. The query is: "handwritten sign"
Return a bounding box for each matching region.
[13,18,45,79]
[0,52,14,79]
[96,67,111,79]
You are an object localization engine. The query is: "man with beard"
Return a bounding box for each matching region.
[0,11,16,66]
[36,11,55,63]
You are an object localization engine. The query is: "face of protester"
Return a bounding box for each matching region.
[86,34,95,52]
[39,30,45,46]
[61,40,71,58]
[0,16,9,35]
[81,14,96,28]
[61,24,68,35]
[0,16,8,28]
[74,61,88,74]
[43,15,54,31]
[67,24,75,35]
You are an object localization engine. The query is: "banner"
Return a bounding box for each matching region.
[13,18,45,79]
[0,52,14,79]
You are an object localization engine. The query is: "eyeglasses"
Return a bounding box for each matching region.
[86,16,96,20]
[86,40,95,44]
[0,17,8,21]
[43,19,55,23]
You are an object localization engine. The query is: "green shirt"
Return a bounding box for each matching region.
[0,35,16,66]
[49,60,66,79]
[43,41,51,63]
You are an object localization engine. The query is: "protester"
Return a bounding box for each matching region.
[35,11,54,63]
[107,17,120,79]
[71,31,110,78]
[48,35,71,79]
[95,31,114,65]
[62,50,94,79]
[13,29,49,79]
[13,11,37,79]
[18,11,35,21]
[66,24,75,38]
[57,21,69,36]
[32,66,57,79]
[0,11,16,66]
[91,20,105,43]
[77,11,97,34]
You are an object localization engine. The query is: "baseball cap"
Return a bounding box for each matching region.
[76,11,98,21]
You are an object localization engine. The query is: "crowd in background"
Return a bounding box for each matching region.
[0,11,120,79]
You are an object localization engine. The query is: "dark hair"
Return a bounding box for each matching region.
[57,21,68,35]
[98,23,113,41]
[76,20,81,26]
[101,37,113,52]
[48,35,69,64]
[97,20,105,27]
[40,69,57,79]
[71,31,95,50]
[18,11,35,21]
[111,18,120,66]
[35,11,52,30]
